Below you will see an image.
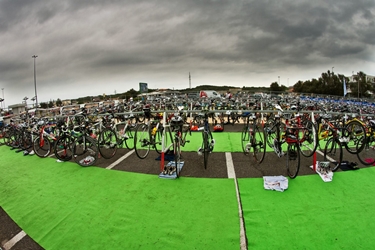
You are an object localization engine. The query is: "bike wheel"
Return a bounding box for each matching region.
[324,137,343,172]
[73,136,99,167]
[134,124,151,159]
[54,135,73,161]
[203,132,211,169]
[299,119,318,158]
[98,128,118,159]
[33,136,52,157]
[0,127,6,146]
[124,124,136,150]
[345,121,366,154]
[174,140,181,177]
[264,119,276,149]
[253,123,266,163]
[286,142,300,179]
[154,128,165,154]
[357,136,375,165]
[241,125,250,155]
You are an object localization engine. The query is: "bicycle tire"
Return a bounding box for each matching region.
[33,136,52,157]
[124,124,136,150]
[253,123,266,163]
[264,118,276,149]
[345,120,366,154]
[73,136,99,167]
[98,128,118,159]
[286,142,300,179]
[3,128,12,146]
[324,137,343,172]
[203,132,212,169]
[0,127,6,146]
[299,119,318,158]
[54,135,73,161]
[357,136,375,165]
[21,131,33,151]
[174,138,181,177]
[241,125,250,155]
[134,124,151,159]
[154,128,165,154]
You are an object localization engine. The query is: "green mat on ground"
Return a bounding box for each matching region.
[177,131,244,152]
[0,146,239,249]
[1,137,374,249]
[238,169,375,249]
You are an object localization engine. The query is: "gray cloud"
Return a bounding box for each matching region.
[0,0,374,106]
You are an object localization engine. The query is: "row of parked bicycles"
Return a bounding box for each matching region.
[0,105,218,177]
[241,102,375,179]
[1,98,374,179]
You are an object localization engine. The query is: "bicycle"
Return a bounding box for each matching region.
[287,105,318,158]
[161,114,191,177]
[315,112,366,155]
[71,112,99,167]
[33,118,59,158]
[54,117,74,162]
[196,110,215,169]
[318,113,366,171]
[356,117,375,165]
[97,112,137,159]
[134,109,171,159]
[241,112,266,163]
[264,104,301,178]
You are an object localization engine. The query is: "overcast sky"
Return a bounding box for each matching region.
[0,0,374,106]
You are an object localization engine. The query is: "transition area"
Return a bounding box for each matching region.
[1,136,375,249]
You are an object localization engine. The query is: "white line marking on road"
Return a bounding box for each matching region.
[316,149,335,162]
[3,230,26,250]
[106,149,134,169]
[225,152,236,179]
[225,152,247,250]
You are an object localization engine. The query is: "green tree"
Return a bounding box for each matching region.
[40,102,48,109]
[48,101,54,108]
[56,98,62,107]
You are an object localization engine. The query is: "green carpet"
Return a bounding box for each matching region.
[238,169,375,249]
[180,131,243,152]
[0,146,239,249]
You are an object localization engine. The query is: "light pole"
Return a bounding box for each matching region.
[32,55,38,108]
[357,73,360,99]
[332,67,334,76]
[31,96,36,108]
[1,88,3,109]
[278,76,280,85]
[23,96,28,109]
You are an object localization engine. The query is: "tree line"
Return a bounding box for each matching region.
[271,70,372,98]
[40,70,373,108]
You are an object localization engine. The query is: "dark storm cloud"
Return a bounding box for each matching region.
[0,0,374,105]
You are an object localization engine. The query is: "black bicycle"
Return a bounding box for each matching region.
[196,110,215,169]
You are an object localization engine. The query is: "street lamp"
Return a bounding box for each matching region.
[32,55,38,108]
[357,77,360,99]
[31,96,36,108]
[1,88,3,109]
[332,67,334,75]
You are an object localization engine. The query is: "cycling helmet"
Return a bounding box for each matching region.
[190,125,198,131]
[369,120,375,129]
[213,124,224,132]
[170,115,184,127]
